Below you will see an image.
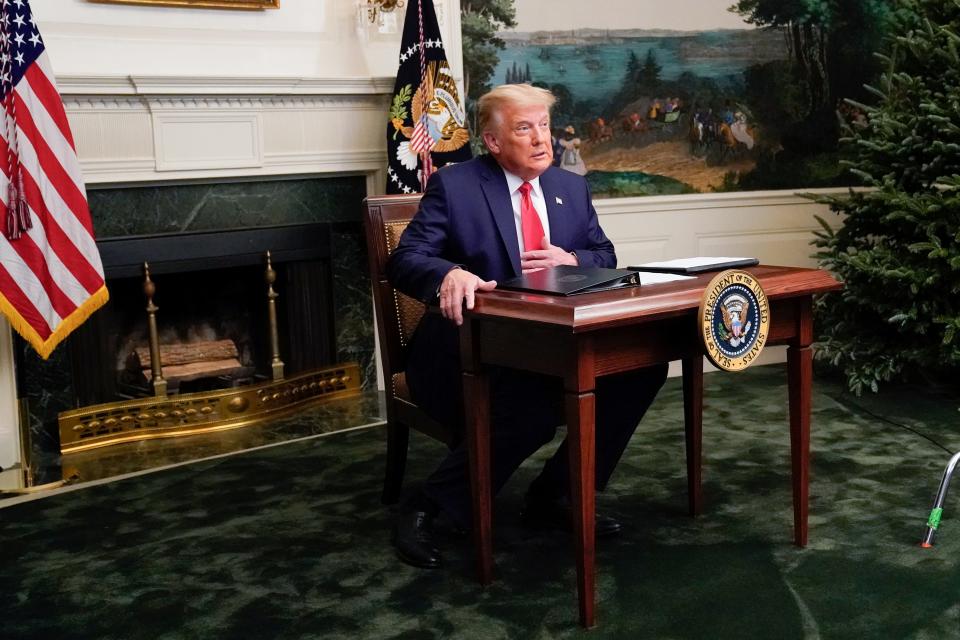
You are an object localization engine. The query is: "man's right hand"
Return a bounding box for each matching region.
[438,268,497,326]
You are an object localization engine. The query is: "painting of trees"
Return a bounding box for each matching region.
[460,0,516,102]
[732,0,889,114]
[730,0,891,186]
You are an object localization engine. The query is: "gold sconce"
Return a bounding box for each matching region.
[357,0,405,34]
[360,0,404,23]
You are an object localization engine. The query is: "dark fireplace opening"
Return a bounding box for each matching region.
[110,265,265,396]
[69,223,336,408]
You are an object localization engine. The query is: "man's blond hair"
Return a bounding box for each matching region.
[477,84,556,134]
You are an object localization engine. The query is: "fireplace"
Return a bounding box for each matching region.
[57,222,361,453]
[14,176,373,474]
[70,223,336,405]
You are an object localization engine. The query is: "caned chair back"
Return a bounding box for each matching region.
[363,195,452,454]
[362,194,425,381]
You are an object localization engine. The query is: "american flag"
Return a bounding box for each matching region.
[0,0,107,359]
[409,117,435,155]
[409,114,435,188]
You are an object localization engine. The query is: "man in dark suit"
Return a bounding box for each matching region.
[387,84,667,568]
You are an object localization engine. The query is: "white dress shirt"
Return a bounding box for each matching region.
[502,168,551,252]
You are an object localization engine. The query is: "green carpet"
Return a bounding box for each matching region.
[2,364,959,639]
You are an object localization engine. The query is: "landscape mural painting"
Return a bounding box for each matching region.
[464,0,891,198]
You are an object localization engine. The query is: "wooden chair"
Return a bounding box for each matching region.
[363,194,456,505]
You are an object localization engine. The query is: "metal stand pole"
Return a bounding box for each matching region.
[17,397,31,488]
[265,251,284,381]
[143,262,167,397]
[921,451,960,547]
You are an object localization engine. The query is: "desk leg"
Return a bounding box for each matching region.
[463,370,493,584]
[787,345,812,547]
[682,357,704,517]
[566,390,596,628]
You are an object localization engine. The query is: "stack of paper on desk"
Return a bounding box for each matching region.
[636,272,695,285]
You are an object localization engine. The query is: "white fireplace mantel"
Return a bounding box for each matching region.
[60,73,397,189]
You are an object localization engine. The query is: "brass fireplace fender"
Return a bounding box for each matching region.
[58,364,361,454]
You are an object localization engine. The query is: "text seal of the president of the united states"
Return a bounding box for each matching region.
[699,269,770,372]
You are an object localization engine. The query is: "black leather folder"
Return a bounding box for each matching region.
[498,265,641,296]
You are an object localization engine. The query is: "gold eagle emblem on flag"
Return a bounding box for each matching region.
[390,60,470,171]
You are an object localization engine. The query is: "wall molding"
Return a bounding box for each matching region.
[64,94,390,113]
[61,74,393,185]
[58,74,397,97]
[264,150,386,171]
[152,111,263,172]
[596,187,854,216]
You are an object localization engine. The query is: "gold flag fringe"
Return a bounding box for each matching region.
[0,285,109,359]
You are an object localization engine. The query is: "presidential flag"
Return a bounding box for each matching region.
[0,0,107,359]
[386,0,471,194]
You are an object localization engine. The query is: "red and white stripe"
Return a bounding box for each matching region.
[0,51,106,353]
[416,0,435,191]
[410,117,435,154]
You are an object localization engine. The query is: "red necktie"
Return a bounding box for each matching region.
[518,181,545,252]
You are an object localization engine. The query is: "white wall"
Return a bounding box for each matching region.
[598,189,838,268]
[37,0,462,82]
[41,0,463,188]
[597,190,841,376]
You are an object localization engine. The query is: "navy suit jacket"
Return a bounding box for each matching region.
[387,154,615,304]
[385,153,617,429]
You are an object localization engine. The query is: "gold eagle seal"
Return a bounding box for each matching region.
[699,269,770,372]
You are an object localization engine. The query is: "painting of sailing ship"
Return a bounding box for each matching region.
[469,0,891,198]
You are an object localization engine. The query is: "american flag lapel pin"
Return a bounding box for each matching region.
[555,196,563,205]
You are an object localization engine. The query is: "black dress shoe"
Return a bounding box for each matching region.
[392,509,442,568]
[521,497,624,538]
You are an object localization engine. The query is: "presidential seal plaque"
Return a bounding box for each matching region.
[699,269,770,372]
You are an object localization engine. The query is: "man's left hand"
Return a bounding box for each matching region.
[521,237,579,273]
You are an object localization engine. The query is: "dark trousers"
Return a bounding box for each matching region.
[405,320,668,528]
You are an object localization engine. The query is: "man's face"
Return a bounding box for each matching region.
[483,103,553,181]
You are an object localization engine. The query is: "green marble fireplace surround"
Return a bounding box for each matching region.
[15,175,373,483]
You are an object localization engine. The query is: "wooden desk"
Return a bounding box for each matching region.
[459,265,841,628]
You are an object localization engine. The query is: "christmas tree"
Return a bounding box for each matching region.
[813,0,960,394]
